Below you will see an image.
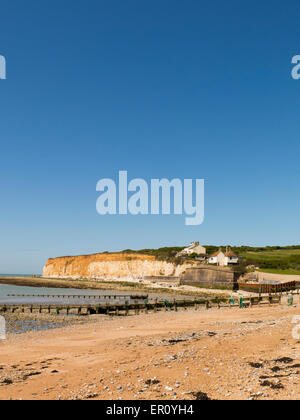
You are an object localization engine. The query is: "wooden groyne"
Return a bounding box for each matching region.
[0,298,207,316]
[1,290,299,316]
[6,293,148,300]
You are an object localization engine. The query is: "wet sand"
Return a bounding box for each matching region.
[0,276,131,290]
[4,312,104,335]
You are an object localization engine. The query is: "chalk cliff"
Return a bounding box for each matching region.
[43,253,189,280]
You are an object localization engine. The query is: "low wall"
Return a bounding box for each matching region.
[238,281,296,293]
[143,276,181,284]
[180,266,239,289]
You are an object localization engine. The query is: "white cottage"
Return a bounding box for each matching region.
[177,242,206,257]
[208,247,238,266]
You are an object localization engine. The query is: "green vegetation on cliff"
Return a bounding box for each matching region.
[121,247,185,264]
[122,245,300,273]
[238,247,300,272]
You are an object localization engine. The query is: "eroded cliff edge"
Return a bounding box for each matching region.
[43,253,190,280]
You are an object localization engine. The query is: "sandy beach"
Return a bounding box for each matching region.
[0,302,299,400]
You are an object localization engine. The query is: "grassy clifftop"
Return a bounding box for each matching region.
[123,245,300,274]
[206,245,300,274]
[237,247,300,273]
[121,247,185,263]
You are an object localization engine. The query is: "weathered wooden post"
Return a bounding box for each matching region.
[287,293,294,306]
[144,300,148,314]
[30,305,33,314]
[205,300,209,310]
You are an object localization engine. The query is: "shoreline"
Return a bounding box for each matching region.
[0,276,234,298]
[0,276,113,290]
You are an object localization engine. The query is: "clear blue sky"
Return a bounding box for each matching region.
[0,0,300,273]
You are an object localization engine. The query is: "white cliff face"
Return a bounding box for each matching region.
[88,260,188,279]
[42,253,190,280]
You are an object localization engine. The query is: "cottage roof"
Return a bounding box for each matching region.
[211,250,223,257]
[225,251,237,257]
